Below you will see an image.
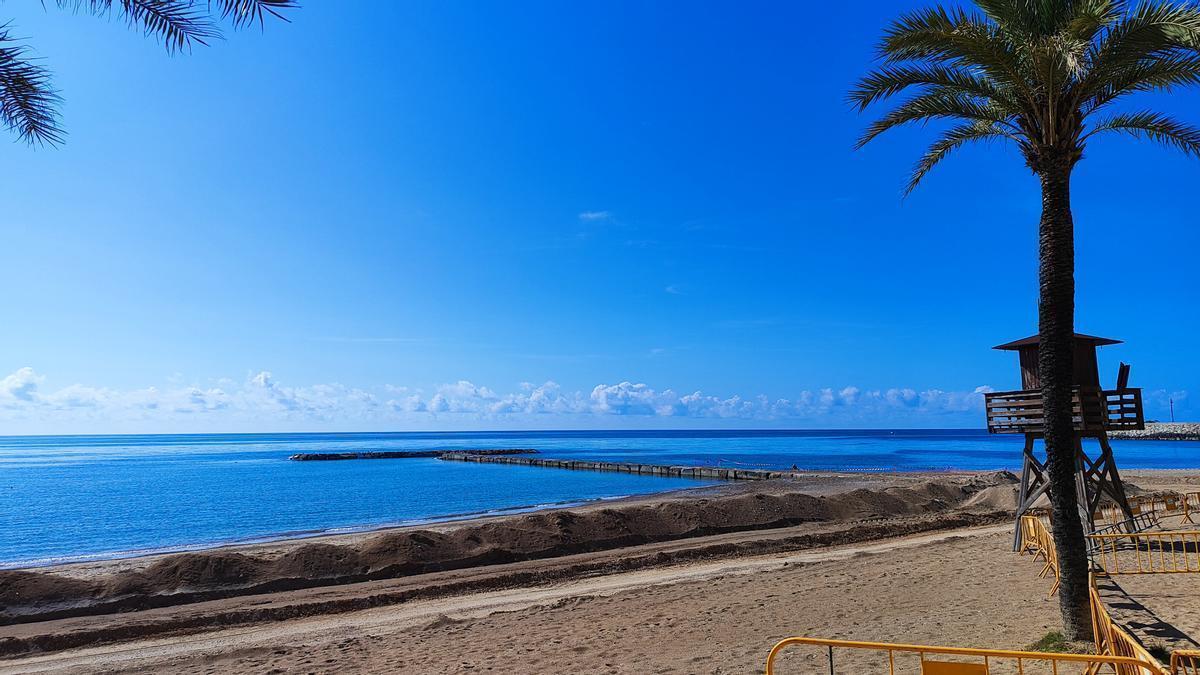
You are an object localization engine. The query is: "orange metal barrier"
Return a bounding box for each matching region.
[1020,515,1061,595]
[1171,650,1200,674]
[1091,582,1165,674]
[1016,525,1179,673]
[764,636,1165,674]
[1171,492,1200,525]
[1019,514,1042,554]
[762,516,1196,674]
[1094,503,1159,530]
[1123,493,1200,525]
[1088,531,1200,574]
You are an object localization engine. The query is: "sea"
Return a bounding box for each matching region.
[1,429,1197,569]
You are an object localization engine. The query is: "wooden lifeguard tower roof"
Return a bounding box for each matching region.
[993,333,1122,350]
[992,332,1122,390]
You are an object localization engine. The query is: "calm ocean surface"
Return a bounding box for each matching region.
[2,429,1197,568]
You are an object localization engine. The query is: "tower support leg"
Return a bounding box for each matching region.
[1081,434,1134,529]
[1011,432,1133,550]
[1013,434,1050,551]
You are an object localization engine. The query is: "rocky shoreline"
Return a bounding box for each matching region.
[1111,422,1200,441]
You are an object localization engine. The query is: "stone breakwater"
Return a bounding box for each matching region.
[1111,422,1200,441]
[437,452,798,481]
[289,449,538,461]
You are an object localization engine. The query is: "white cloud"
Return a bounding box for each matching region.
[387,394,427,413]
[1,367,42,403]
[5,366,1134,432]
[578,211,611,221]
[241,371,377,418]
[43,384,113,409]
[590,381,678,416]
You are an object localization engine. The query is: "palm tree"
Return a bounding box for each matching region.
[1,0,295,145]
[852,0,1200,640]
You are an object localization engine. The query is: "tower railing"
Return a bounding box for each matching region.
[985,386,1144,434]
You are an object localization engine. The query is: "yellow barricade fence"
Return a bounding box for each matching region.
[1172,650,1200,674]
[1018,523,1180,672]
[1180,493,1199,525]
[764,636,1165,674]
[761,513,1197,674]
[1091,582,1165,674]
[1088,531,1200,574]
[1019,514,1041,553]
[1020,514,1061,595]
[1095,502,1157,529]
[1121,492,1200,525]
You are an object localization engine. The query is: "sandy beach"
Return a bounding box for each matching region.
[0,469,1195,673]
[8,0,1199,670]
[2,526,1047,674]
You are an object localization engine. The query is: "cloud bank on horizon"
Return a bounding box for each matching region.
[1,367,1186,435]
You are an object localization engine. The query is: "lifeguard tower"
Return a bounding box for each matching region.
[984,333,1145,548]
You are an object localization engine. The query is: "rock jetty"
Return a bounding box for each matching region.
[437,452,797,481]
[289,449,538,461]
[1110,422,1200,441]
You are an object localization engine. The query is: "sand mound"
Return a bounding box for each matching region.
[0,570,97,607]
[963,484,1020,511]
[0,473,1013,624]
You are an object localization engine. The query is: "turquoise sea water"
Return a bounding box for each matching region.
[1,430,1196,568]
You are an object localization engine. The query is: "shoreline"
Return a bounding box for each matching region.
[1,470,1019,626]
[9,471,894,577]
[0,493,634,572]
[2,469,1197,666]
[8,467,1199,576]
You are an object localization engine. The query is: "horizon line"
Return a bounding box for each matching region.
[0,427,992,440]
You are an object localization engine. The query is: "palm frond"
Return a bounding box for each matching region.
[973,0,1041,33]
[856,90,1019,149]
[122,0,220,51]
[975,0,1122,40]
[1085,51,1200,110]
[880,6,991,62]
[1084,109,1200,155]
[878,6,1041,112]
[906,121,1015,195]
[1063,0,1127,43]
[211,0,297,29]
[57,1,219,52]
[3,0,293,145]
[853,0,1200,195]
[1085,2,1200,80]
[0,27,64,145]
[848,63,1019,111]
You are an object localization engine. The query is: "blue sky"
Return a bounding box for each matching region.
[1,1,1196,433]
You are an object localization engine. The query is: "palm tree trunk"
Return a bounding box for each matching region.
[1037,163,1092,641]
